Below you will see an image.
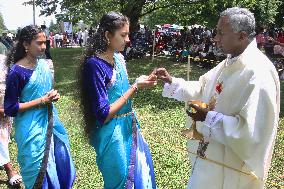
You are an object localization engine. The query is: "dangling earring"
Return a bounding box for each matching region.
[25,48,28,53]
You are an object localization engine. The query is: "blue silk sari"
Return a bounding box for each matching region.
[13,59,76,188]
[90,53,156,189]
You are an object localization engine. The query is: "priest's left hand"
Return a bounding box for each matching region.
[186,103,209,122]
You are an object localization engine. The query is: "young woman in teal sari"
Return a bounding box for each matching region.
[78,12,157,189]
[4,25,76,189]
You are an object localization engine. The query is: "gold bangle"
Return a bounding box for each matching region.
[40,97,45,105]
[131,84,138,92]
[121,94,127,102]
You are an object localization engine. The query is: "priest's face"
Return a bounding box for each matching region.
[214,16,243,55]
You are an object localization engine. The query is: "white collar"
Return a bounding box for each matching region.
[225,39,257,66]
[226,54,241,66]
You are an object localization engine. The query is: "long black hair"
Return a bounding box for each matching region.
[5,25,43,68]
[78,12,129,141]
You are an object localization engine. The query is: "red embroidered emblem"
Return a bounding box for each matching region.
[216,82,223,94]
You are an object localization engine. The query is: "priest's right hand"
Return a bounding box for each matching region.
[155,68,172,84]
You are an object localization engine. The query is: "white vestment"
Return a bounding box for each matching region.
[83,30,89,46]
[0,54,11,166]
[162,40,280,189]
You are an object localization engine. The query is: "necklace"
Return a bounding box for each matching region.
[98,53,115,67]
[25,56,36,65]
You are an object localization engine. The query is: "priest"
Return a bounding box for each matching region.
[155,7,280,189]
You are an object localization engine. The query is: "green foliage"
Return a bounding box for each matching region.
[274,1,284,28]
[0,12,7,34]
[24,0,209,31]
[24,0,283,30]
[142,0,282,28]
[252,0,282,27]
[48,20,61,34]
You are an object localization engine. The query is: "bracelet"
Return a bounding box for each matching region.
[40,97,46,105]
[131,84,138,92]
[121,94,127,102]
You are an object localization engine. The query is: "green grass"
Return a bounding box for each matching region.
[0,48,283,189]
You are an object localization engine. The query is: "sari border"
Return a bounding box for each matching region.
[125,113,137,189]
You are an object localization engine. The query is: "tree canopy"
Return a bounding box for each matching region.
[0,12,7,34]
[24,0,283,31]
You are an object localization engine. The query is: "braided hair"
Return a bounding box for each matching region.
[86,11,129,55]
[5,25,43,68]
[78,12,129,141]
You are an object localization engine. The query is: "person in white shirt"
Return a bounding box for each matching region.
[41,25,52,59]
[59,33,64,47]
[82,28,88,46]
[153,7,280,189]
[54,33,60,48]
[78,29,83,47]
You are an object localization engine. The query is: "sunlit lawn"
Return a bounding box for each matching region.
[0,48,282,189]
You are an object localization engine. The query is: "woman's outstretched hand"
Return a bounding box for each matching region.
[135,75,157,89]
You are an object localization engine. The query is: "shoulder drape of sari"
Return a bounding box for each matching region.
[91,53,156,189]
[13,59,71,188]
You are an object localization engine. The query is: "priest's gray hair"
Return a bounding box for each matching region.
[220,7,255,42]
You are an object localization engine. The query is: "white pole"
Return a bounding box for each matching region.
[185,55,191,108]
[70,15,73,48]
[187,55,191,80]
[152,30,156,61]
[33,0,35,25]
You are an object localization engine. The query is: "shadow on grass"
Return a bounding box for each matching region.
[133,86,183,112]
[0,179,22,189]
[51,48,83,97]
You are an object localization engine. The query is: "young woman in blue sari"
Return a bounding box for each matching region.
[78,12,157,189]
[4,25,76,189]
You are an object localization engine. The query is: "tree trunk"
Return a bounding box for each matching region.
[121,0,147,32]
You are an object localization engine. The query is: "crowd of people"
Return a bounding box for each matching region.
[0,7,281,189]
[3,21,284,70]
[51,27,95,48]
[256,27,284,57]
[153,26,226,67]
[130,25,284,68]
[42,27,94,48]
